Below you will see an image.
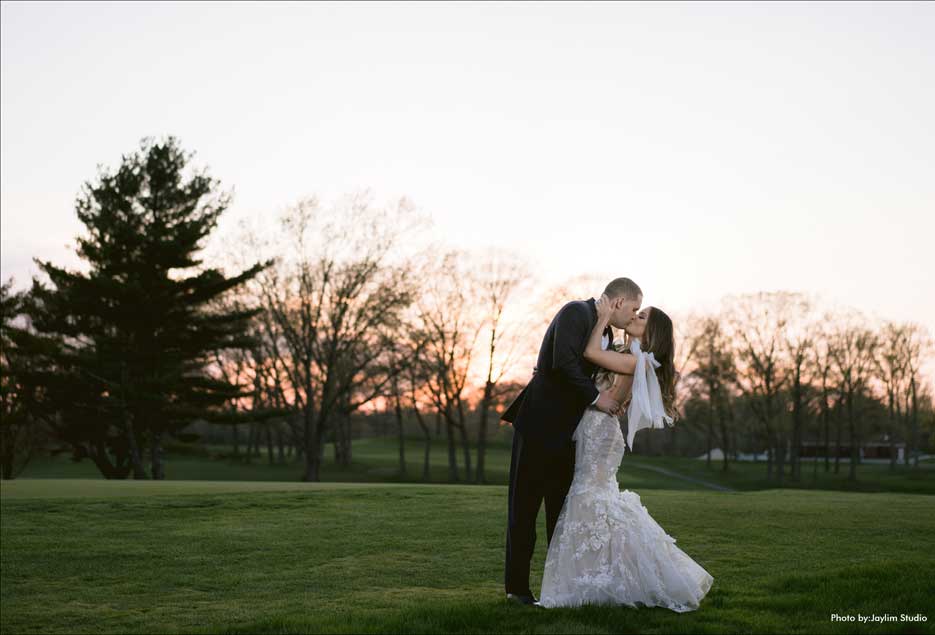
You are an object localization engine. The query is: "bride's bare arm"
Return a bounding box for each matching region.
[584,295,638,375]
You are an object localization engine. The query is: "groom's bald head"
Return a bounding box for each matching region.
[603,278,643,329]
[604,277,642,301]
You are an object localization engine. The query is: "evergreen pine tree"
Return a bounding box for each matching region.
[24,136,273,478]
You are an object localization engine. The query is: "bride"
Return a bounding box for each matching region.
[538,296,714,611]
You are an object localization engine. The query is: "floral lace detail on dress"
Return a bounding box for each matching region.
[539,408,714,612]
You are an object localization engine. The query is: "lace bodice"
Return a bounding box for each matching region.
[571,408,626,491]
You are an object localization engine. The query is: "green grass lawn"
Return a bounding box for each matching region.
[16,434,934,496]
[1,480,933,634]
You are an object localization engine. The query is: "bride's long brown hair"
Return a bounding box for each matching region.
[637,307,679,420]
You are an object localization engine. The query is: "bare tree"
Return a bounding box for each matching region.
[406,345,435,481]
[204,285,297,465]
[829,313,879,482]
[381,317,432,478]
[238,192,421,481]
[473,249,529,484]
[781,294,815,482]
[900,324,933,468]
[416,250,483,482]
[877,322,910,470]
[388,356,408,478]
[810,318,839,475]
[724,292,793,484]
[686,316,736,471]
[665,311,705,457]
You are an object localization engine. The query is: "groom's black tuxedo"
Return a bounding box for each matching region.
[501,297,611,449]
[502,297,613,597]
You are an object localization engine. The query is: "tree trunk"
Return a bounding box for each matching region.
[265,423,275,465]
[902,402,911,468]
[888,391,897,472]
[457,421,473,483]
[765,421,774,482]
[822,393,830,473]
[87,439,131,479]
[411,386,431,482]
[253,423,262,458]
[343,412,353,466]
[455,397,473,482]
[422,426,431,481]
[718,404,730,473]
[775,432,785,487]
[910,377,919,469]
[303,405,320,482]
[126,420,148,479]
[394,380,407,477]
[812,410,820,482]
[333,416,345,465]
[276,425,286,463]
[847,390,858,482]
[476,381,492,484]
[751,427,758,463]
[445,418,459,482]
[149,429,165,480]
[705,411,713,470]
[120,362,148,479]
[318,425,326,468]
[791,378,803,482]
[834,399,842,475]
[413,412,431,481]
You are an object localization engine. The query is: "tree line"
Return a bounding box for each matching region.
[675,293,932,484]
[1,136,932,484]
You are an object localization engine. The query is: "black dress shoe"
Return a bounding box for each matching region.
[506,592,539,606]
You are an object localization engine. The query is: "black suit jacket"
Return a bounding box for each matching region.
[501,298,612,450]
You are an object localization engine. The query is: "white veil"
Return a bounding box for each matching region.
[625,337,674,452]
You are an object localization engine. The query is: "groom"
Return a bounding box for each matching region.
[501,277,643,606]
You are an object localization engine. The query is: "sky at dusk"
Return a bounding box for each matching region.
[2,1,933,332]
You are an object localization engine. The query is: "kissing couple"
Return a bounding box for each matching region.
[501,277,714,611]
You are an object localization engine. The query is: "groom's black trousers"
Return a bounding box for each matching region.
[504,428,576,596]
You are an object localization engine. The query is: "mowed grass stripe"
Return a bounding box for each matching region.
[17,435,933,495]
[0,478,474,500]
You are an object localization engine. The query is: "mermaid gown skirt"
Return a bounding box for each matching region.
[539,408,714,612]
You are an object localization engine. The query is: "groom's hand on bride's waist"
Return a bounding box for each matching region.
[594,391,620,415]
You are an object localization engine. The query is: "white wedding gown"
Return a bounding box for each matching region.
[539,342,714,611]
